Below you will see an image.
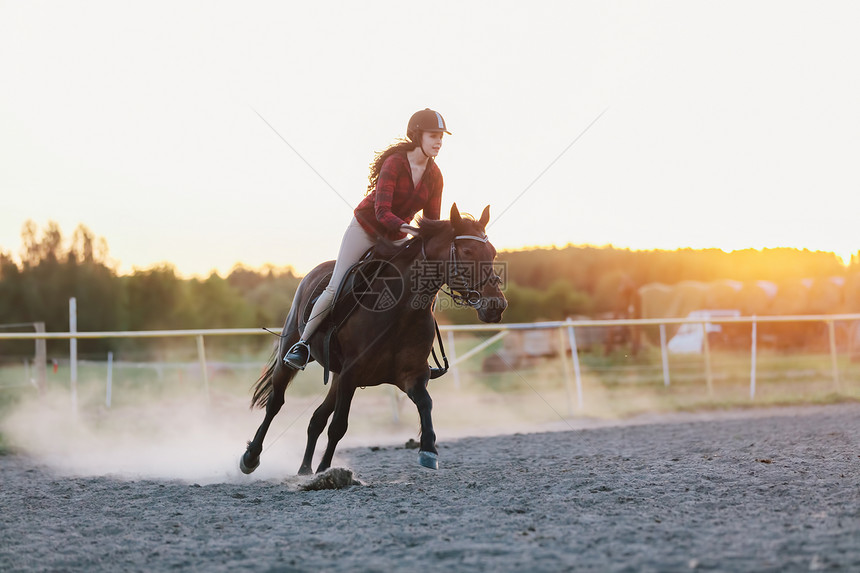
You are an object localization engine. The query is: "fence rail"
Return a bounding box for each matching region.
[3,308,860,415]
[3,312,860,340]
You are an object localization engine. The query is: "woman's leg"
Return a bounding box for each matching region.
[284,218,376,368]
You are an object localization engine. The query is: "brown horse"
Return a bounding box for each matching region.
[240,204,507,474]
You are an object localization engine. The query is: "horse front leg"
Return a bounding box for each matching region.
[406,373,437,469]
[298,375,338,475]
[315,376,357,473]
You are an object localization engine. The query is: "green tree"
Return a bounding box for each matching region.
[122,264,191,331]
[186,273,256,329]
[227,264,302,326]
[538,280,591,320]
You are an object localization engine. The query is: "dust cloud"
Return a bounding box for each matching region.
[0,388,309,484]
[0,365,679,484]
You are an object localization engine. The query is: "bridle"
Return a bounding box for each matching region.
[428,232,502,309]
[413,228,503,379]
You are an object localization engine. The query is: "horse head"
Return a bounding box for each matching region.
[419,203,507,323]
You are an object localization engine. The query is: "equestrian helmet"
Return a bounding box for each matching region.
[407,108,451,140]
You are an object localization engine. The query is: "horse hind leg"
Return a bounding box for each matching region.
[298,374,338,475]
[315,376,357,473]
[240,359,295,474]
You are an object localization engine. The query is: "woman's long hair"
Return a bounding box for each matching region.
[366,136,424,195]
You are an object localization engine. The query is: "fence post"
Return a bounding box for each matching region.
[827,320,839,391]
[701,321,713,397]
[196,335,211,404]
[659,323,670,387]
[69,297,78,415]
[558,326,575,415]
[750,317,757,400]
[34,322,47,395]
[566,321,584,410]
[106,351,114,408]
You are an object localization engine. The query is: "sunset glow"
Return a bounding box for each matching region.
[2,2,858,278]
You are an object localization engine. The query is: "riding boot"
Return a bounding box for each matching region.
[284,340,311,370]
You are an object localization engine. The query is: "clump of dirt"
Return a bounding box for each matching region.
[299,467,362,491]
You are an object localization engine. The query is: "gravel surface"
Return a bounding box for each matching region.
[1,403,859,572]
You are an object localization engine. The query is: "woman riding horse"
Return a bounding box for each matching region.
[242,203,506,474]
[241,109,506,474]
[283,108,450,370]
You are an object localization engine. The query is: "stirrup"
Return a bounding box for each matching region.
[284,340,310,370]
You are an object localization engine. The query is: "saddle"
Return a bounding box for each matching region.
[300,248,381,330]
[300,247,448,384]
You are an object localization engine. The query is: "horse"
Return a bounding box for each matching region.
[240,203,507,475]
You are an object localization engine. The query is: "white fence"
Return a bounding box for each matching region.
[2,298,860,415]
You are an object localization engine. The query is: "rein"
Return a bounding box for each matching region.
[428,319,448,380]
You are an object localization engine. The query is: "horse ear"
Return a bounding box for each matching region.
[450,203,462,227]
[479,205,490,229]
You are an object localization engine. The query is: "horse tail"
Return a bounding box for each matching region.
[250,348,279,409]
[250,282,305,409]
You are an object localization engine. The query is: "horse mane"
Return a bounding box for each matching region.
[371,213,484,261]
[416,215,454,239]
[417,212,487,238]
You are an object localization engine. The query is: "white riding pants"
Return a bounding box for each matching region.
[301,217,378,341]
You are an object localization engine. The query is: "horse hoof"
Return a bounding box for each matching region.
[418,451,438,470]
[239,452,260,475]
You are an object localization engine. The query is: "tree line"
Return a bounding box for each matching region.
[490,244,858,323]
[0,221,856,357]
[0,222,301,358]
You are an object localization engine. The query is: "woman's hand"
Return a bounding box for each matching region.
[400,224,420,236]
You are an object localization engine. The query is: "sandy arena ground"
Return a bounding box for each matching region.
[1,402,859,572]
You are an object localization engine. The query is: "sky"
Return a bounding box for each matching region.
[2,1,859,277]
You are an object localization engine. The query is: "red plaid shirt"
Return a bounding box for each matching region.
[354,153,443,241]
